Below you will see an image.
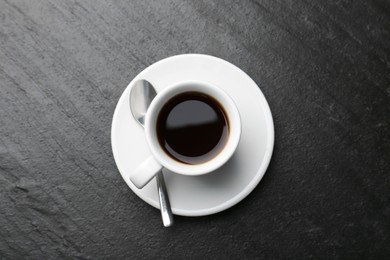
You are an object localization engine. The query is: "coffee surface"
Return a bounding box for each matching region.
[157,92,229,164]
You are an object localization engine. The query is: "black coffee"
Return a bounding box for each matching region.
[157,91,229,165]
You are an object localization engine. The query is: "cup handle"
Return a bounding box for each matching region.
[130,156,162,189]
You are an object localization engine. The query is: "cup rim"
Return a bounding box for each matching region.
[144,80,241,176]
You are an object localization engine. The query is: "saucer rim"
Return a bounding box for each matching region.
[111,54,274,216]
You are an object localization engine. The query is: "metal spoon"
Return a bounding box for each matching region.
[130,79,174,227]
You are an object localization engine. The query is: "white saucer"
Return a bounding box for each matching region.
[111,54,274,216]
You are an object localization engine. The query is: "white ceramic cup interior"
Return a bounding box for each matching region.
[130,80,241,189]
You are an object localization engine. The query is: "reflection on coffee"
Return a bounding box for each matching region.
[156,91,229,165]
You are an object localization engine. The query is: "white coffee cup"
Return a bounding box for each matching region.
[130,80,241,189]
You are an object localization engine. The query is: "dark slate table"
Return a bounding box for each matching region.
[1,0,389,259]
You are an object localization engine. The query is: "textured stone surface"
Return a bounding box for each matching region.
[0,0,389,259]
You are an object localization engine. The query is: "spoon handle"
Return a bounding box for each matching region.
[156,171,174,227]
